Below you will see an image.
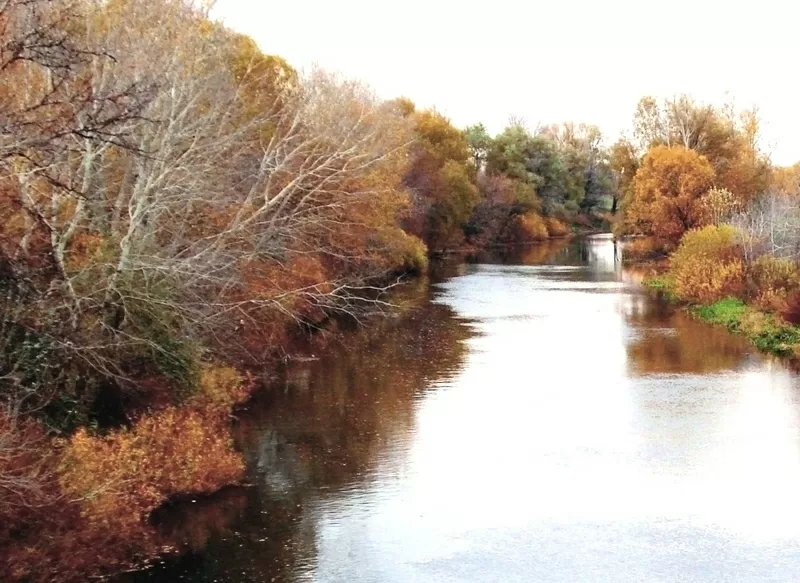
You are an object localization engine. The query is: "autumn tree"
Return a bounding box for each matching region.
[403,108,478,252]
[625,145,715,245]
[770,163,800,195]
[0,0,423,425]
[631,95,770,203]
[609,138,639,215]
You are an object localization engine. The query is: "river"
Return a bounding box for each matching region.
[121,234,800,582]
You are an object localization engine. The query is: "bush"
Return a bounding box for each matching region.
[669,225,746,303]
[59,407,245,532]
[396,231,429,274]
[501,212,548,244]
[194,364,254,412]
[782,291,800,326]
[545,217,571,238]
[748,256,800,312]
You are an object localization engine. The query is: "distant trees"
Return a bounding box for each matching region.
[462,121,615,247]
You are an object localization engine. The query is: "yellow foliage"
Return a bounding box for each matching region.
[390,230,428,274]
[669,225,745,303]
[59,407,245,531]
[515,212,549,242]
[194,364,253,411]
[626,146,715,243]
[770,163,800,195]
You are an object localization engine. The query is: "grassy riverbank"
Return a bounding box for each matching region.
[647,280,800,358]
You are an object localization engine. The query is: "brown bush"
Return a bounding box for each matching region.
[545,217,571,238]
[501,212,548,244]
[669,225,746,303]
[194,364,254,411]
[748,256,800,313]
[59,407,245,533]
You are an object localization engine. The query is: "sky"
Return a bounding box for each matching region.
[212,0,800,165]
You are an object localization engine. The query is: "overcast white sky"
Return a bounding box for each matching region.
[212,0,800,165]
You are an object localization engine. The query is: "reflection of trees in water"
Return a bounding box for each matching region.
[239,295,474,495]
[120,289,472,583]
[622,288,757,375]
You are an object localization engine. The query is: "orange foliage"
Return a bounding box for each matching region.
[502,212,549,244]
[770,163,800,195]
[0,412,56,536]
[626,146,715,243]
[59,407,245,533]
[669,225,746,303]
[544,216,571,238]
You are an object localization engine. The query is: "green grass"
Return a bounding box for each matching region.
[692,298,800,357]
[693,298,748,330]
[748,317,800,356]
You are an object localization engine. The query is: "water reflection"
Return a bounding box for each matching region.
[123,235,800,583]
[121,284,473,583]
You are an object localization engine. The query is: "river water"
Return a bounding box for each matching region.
[124,234,800,582]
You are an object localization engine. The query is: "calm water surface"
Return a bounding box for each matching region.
[124,234,800,582]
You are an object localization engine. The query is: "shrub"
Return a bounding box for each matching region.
[748,256,800,312]
[194,364,254,412]
[545,217,571,238]
[396,231,429,274]
[501,212,548,244]
[670,225,746,303]
[782,291,800,326]
[59,407,245,532]
[517,212,549,241]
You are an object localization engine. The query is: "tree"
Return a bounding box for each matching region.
[630,95,770,204]
[404,109,478,252]
[609,138,639,215]
[463,123,492,174]
[0,0,420,423]
[625,146,715,244]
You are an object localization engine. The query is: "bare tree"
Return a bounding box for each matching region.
[0,0,416,409]
[731,191,800,262]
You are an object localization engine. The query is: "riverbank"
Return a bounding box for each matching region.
[646,278,800,360]
[107,233,800,583]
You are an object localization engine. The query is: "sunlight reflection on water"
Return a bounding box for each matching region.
[123,234,800,583]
